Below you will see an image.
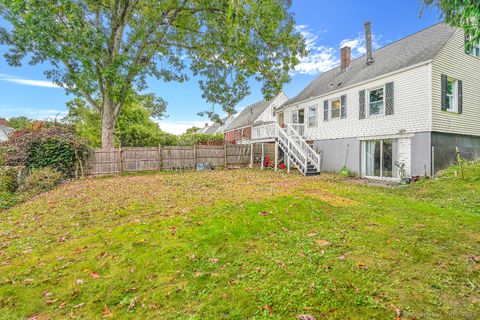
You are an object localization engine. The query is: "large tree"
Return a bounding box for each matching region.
[421,0,479,50]
[0,0,306,148]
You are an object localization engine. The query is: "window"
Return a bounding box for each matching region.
[364,139,397,178]
[469,43,480,58]
[292,111,298,124]
[271,105,276,117]
[331,99,341,119]
[369,88,384,116]
[308,106,317,126]
[446,77,458,112]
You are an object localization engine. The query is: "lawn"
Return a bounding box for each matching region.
[0,165,479,319]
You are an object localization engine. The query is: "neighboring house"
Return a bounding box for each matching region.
[0,118,14,142]
[255,22,480,178]
[203,115,236,135]
[224,92,288,144]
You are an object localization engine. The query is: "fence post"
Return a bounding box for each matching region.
[456,146,464,179]
[118,147,123,174]
[249,143,254,168]
[193,144,197,165]
[224,144,228,167]
[158,145,162,171]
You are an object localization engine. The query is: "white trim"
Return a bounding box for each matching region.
[367,86,385,117]
[330,98,341,120]
[279,60,433,110]
[358,133,414,140]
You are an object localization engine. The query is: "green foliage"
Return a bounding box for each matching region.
[1,123,88,178]
[175,132,224,146]
[66,97,176,148]
[421,0,480,50]
[0,167,18,193]
[22,167,63,193]
[5,116,32,130]
[0,0,306,147]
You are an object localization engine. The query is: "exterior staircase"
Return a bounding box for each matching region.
[252,123,321,176]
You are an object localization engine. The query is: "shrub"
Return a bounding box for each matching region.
[22,167,63,192]
[1,122,89,178]
[0,167,19,193]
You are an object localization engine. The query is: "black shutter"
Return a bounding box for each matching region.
[385,82,394,115]
[465,32,471,54]
[441,74,448,111]
[323,100,329,121]
[340,95,347,119]
[359,90,366,119]
[458,80,463,114]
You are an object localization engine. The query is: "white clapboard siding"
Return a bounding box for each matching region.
[432,29,480,136]
[283,64,432,141]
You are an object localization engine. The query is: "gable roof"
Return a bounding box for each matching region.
[280,23,456,109]
[204,115,235,134]
[0,125,14,142]
[225,93,282,131]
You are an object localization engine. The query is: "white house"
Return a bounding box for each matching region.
[252,22,480,179]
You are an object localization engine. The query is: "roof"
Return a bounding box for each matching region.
[280,23,456,109]
[225,97,275,131]
[201,115,236,134]
[0,125,14,142]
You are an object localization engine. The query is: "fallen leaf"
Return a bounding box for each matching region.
[262,304,273,315]
[89,272,101,279]
[297,315,316,320]
[469,255,480,263]
[390,304,402,319]
[258,211,270,216]
[127,297,138,311]
[102,304,113,318]
[73,303,84,308]
[210,258,219,264]
[76,279,84,285]
[315,239,330,247]
[356,262,368,269]
[339,255,346,260]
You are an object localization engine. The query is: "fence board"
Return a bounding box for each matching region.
[86,143,272,176]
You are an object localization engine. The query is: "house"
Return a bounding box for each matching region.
[202,115,236,135]
[224,92,288,144]
[0,118,14,142]
[254,22,480,179]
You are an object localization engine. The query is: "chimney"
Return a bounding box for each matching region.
[0,118,7,126]
[364,21,374,65]
[340,46,351,70]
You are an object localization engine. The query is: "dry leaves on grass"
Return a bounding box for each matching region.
[315,239,330,247]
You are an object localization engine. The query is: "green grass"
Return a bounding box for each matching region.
[0,166,479,319]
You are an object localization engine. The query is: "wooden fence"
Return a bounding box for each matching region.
[85,143,275,176]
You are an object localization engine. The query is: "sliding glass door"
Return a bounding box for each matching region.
[364,139,397,178]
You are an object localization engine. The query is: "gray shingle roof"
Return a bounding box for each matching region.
[225,99,271,131]
[280,23,456,109]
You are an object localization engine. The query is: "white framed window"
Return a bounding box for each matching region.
[308,105,317,126]
[292,111,298,124]
[470,43,480,58]
[446,77,458,112]
[368,87,384,116]
[330,99,341,119]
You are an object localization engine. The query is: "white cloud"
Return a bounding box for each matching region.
[293,25,339,75]
[340,32,382,58]
[0,74,61,88]
[156,120,210,135]
[0,106,67,119]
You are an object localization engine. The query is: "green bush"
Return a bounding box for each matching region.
[1,122,89,178]
[22,167,63,192]
[0,167,19,193]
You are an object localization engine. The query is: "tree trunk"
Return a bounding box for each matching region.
[101,99,117,149]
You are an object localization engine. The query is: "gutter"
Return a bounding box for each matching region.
[278,60,433,111]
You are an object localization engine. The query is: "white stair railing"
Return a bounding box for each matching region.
[285,124,321,173]
[249,122,321,175]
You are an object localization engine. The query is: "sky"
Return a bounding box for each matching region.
[0,0,442,134]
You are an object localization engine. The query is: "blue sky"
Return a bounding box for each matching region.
[0,0,441,134]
